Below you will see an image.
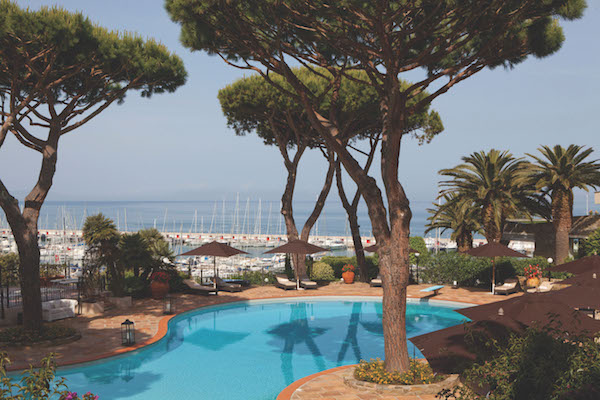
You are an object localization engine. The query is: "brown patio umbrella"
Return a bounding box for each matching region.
[179,241,247,293]
[463,241,529,294]
[410,317,526,374]
[552,285,600,311]
[548,255,600,275]
[557,267,600,287]
[264,239,328,289]
[457,293,600,338]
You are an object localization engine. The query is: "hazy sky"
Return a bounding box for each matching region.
[2,1,600,216]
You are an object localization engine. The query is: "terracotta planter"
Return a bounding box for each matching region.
[150,281,169,299]
[526,277,541,288]
[342,271,355,284]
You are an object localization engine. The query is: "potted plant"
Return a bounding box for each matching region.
[524,264,542,288]
[342,264,355,284]
[150,271,170,299]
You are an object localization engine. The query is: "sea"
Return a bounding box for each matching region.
[0,199,435,238]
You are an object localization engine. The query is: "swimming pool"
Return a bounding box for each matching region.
[57,297,469,400]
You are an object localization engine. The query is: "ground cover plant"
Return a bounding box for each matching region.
[355,359,442,385]
[0,325,76,344]
[437,328,600,400]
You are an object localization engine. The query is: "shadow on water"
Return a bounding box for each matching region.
[266,302,329,384]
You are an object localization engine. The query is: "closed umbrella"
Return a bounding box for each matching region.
[179,241,247,294]
[265,239,328,289]
[463,242,529,294]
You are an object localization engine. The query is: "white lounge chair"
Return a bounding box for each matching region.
[495,279,520,295]
[275,274,297,290]
[299,274,318,289]
[370,275,382,287]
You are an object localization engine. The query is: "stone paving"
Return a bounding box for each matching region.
[2,282,520,374]
[288,366,441,400]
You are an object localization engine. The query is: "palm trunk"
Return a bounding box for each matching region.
[456,231,473,253]
[552,189,572,264]
[482,203,502,242]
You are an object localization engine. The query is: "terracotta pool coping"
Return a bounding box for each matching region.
[7,292,485,371]
[276,364,356,400]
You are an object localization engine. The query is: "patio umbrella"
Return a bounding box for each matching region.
[557,267,600,287]
[463,242,529,295]
[264,239,328,289]
[179,241,247,293]
[548,255,600,275]
[457,293,600,338]
[552,285,600,311]
[410,317,526,374]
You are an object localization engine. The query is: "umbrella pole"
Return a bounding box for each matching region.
[214,256,218,294]
[492,258,496,295]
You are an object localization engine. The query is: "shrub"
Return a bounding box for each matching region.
[0,325,76,344]
[168,271,187,293]
[438,328,600,400]
[284,255,294,280]
[354,359,442,385]
[579,227,600,257]
[0,352,98,399]
[123,275,148,298]
[310,262,335,281]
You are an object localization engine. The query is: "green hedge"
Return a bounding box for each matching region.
[421,253,556,287]
[230,270,276,285]
[319,255,379,279]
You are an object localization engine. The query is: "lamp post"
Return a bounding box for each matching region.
[163,295,176,315]
[415,252,420,284]
[121,319,135,346]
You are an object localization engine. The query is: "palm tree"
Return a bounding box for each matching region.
[139,228,174,279]
[120,233,151,277]
[525,145,600,263]
[425,194,482,252]
[439,149,547,243]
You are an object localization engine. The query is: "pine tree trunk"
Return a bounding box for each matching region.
[348,211,369,282]
[552,189,572,264]
[13,225,43,331]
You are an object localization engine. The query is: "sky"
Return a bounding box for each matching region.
[2,1,600,218]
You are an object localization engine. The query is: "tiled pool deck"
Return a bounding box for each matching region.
[3,283,520,397]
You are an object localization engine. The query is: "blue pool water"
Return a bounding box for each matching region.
[57,297,468,400]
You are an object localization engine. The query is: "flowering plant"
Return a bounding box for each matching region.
[341,264,355,273]
[354,358,441,385]
[524,264,542,280]
[150,271,170,283]
[60,392,99,400]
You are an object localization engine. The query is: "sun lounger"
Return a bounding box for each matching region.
[495,279,520,295]
[536,280,554,293]
[420,285,444,296]
[370,275,382,287]
[183,279,217,295]
[299,274,317,289]
[213,276,243,292]
[275,274,297,290]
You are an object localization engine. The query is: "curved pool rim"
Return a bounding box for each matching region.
[48,295,473,373]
